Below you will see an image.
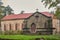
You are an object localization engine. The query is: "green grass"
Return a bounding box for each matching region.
[0,35,60,40]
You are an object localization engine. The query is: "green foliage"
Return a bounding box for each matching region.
[0,30,23,35]
[0,7,3,19]
[0,35,60,40]
[48,2,57,9]
[41,0,60,18]
[54,8,60,19]
[41,0,60,8]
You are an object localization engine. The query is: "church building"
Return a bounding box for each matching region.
[1,0,60,35]
[1,11,55,35]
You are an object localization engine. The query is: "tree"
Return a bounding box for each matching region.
[41,0,60,18]
[0,7,3,28]
[4,5,14,16]
[0,0,5,27]
[0,7,3,18]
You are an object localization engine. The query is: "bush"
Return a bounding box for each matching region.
[4,30,14,35]
[0,30,23,35]
[16,30,23,35]
[0,31,4,35]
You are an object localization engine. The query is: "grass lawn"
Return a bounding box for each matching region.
[0,35,60,40]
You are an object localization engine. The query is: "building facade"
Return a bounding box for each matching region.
[52,16,60,34]
[1,11,55,35]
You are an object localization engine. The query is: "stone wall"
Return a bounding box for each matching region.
[26,13,52,34]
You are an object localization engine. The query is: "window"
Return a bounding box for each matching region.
[35,15,39,23]
[59,20,60,27]
[4,24,6,31]
[15,23,19,30]
[45,20,52,28]
[22,20,27,28]
[45,22,47,28]
[47,20,52,28]
[9,24,12,30]
[35,15,39,18]
[15,23,18,30]
[22,23,24,28]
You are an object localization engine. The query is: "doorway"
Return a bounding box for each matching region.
[31,23,36,33]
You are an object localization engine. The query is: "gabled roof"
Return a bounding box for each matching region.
[1,12,53,20]
[41,12,53,17]
[2,13,32,20]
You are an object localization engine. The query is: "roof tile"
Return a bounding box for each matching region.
[2,12,53,20]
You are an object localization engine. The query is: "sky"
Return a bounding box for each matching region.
[2,0,54,14]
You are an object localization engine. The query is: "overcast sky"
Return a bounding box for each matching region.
[2,0,54,14]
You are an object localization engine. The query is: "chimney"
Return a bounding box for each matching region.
[21,10,24,14]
